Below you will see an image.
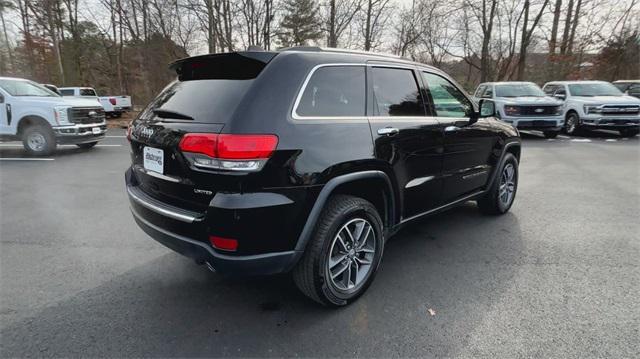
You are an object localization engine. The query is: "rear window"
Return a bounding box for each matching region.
[140,53,272,123]
[371,67,426,116]
[140,80,254,123]
[296,66,366,117]
[80,88,97,96]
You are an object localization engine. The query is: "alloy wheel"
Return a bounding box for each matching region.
[499,163,516,207]
[326,218,376,293]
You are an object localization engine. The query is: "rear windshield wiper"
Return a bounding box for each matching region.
[152,109,194,121]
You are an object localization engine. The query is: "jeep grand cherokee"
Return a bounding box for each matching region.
[125,47,521,306]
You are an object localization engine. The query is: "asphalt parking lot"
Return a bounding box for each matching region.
[1,129,638,357]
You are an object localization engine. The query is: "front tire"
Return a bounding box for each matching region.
[22,125,56,156]
[619,129,639,137]
[477,153,519,215]
[76,141,98,149]
[293,195,384,306]
[564,112,581,135]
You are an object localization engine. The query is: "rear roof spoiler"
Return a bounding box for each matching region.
[169,52,278,81]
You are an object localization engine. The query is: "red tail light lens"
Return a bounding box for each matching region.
[126,124,133,141]
[109,98,117,105]
[179,133,278,171]
[217,134,278,159]
[209,236,238,251]
[179,133,217,157]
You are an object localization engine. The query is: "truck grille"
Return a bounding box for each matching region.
[517,105,559,116]
[69,107,106,124]
[601,105,640,116]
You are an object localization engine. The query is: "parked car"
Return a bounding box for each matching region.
[473,81,564,138]
[0,77,106,155]
[543,81,640,137]
[125,48,521,306]
[41,84,60,95]
[612,80,640,99]
[58,86,132,118]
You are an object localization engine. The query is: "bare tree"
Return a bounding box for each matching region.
[516,0,550,79]
[360,0,391,51]
[324,0,361,48]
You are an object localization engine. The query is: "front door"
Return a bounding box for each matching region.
[0,92,9,134]
[421,71,496,201]
[367,65,444,220]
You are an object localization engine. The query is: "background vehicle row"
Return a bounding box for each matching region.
[0,77,106,155]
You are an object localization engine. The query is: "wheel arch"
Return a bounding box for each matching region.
[293,171,396,254]
[17,115,52,137]
[485,140,521,190]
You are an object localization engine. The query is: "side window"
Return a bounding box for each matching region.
[296,66,366,117]
[371,67,426,116]
[555,86,566,95]
[543,85,556,95]
[628,84,640,96]
[482,86,493,98]
[422,72,473,118]
[59,89,74,96]
[474,85,486,98]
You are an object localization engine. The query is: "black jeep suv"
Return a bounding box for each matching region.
[125,47,521,306]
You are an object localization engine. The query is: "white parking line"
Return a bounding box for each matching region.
[605,139,618,142]
[0,158,54,161]
[106,135,126,138]
[570,138,592,142]
[558,135,570,139]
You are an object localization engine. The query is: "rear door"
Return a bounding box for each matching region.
[421,71,495,201]
[367,64,444,219]
[129,52,276,212]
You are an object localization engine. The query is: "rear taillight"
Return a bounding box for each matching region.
[209,235,238,251]
[109,98,117,105]
[179,133,278,172]
[126,124,133,141]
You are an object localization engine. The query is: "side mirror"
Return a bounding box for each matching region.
[470,99,495,124]
[479,99,495,117]
[554,93,566,100]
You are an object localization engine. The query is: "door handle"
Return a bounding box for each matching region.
[444,125,460,132]
[377,127,399,136]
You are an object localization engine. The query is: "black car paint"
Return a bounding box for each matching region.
[126,49,520,275]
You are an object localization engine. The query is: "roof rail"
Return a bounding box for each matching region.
[279,46,404,60]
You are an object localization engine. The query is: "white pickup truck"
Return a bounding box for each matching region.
[0,77,107,155]
[542,81,640,137]
[58,87,132,118]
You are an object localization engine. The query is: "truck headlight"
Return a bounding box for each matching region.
[584,105,602,114]
[553,106,563,115]
[53,106,71,124]
[504,105,520,116]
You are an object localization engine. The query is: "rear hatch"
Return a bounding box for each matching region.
[128,52,277,212]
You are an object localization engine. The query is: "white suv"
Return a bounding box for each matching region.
[542,81,640,137]
[474,82,564,138]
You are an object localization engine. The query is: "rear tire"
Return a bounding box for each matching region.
[22,124,56,156]
[543,130,559,139]
[293,195,384,306]
[477,153,518,215]
[619,129,639,137]
[76,141,98,149]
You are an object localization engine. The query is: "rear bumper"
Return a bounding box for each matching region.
[130,205,297,275]
[125,167,311,275]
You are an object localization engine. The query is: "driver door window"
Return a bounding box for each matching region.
[421,72,473,118]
